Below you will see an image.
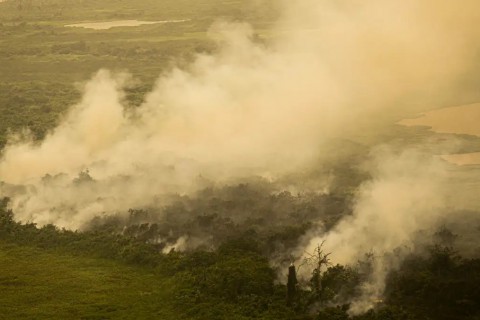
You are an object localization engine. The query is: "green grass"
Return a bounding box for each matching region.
[0,0,277,147]
[0,0,277,83]
[0,0,278,24]
[0,241,179,319]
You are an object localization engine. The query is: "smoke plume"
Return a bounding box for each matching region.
[1,0,480,312]
[301,147,449,313]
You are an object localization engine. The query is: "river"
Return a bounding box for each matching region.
[400,102,480,165]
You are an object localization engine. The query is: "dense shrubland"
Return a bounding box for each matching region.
[2,191,479,319]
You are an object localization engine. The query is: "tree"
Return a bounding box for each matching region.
[287,263,298,305]
[0,197,15,236]
[302,241,332,296]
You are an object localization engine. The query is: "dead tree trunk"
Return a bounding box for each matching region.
[286,263,297,306]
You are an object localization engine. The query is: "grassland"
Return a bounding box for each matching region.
[0,0,277,146]
[0,205,294,320]
[0,0,277,83]
[0,241,180,320]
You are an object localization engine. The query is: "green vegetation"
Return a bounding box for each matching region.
[0,242,179,319]
[0,0,276,147]
[1,0,480,319]
[0,198,294,320]
[2,192,480,319]
[0,0,277,83]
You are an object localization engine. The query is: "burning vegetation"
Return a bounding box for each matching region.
[1,0,480,319]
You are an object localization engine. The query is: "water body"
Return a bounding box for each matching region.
[65,19,187,30]
[400,103,480,165]
[400,103,480,136]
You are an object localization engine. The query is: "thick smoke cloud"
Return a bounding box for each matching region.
[0,0,479,311]
[305,148,447,263]
[300,148,449,313]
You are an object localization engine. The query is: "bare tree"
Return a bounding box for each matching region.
[300,240,331,294]
[286,262,297,306]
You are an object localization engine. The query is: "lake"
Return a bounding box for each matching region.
[65,19,187,30]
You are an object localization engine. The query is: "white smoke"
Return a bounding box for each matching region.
[301,147,449,313]
[0,1,479,310]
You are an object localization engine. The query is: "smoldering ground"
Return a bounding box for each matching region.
[1,0,480,314]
